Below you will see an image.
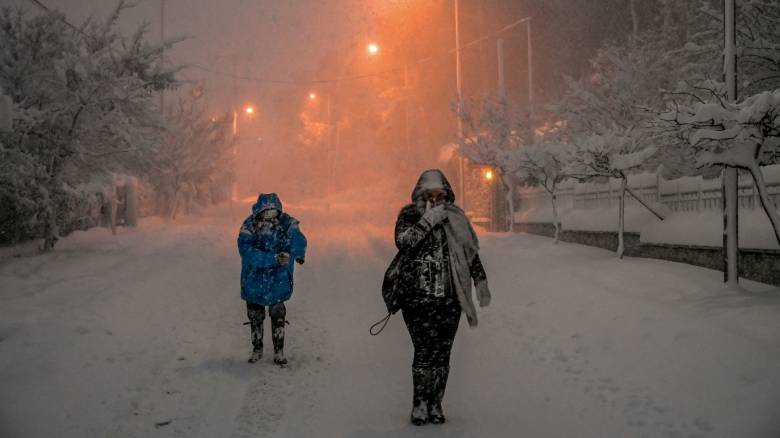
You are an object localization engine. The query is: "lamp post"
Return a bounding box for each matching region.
[496,17,534,144]
[526,17,534,145]
[320,41,380,198]
[307,91,333,197]
[484,167,495,231]
[404,64,411,167]
[233,103,257,136]
[455,0,465,211]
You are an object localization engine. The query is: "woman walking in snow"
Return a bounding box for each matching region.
[238,193,307,366]
[384,169,491,425]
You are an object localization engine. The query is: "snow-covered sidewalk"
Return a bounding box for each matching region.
[2,203,780,438]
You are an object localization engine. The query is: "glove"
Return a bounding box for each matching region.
[476,280,491,307]
[277,252,290,265]
[421,204,447,226]
[295,257,305,265]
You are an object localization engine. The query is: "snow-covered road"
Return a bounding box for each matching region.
[2,201,780,438]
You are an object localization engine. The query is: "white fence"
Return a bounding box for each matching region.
[515,165,780,214]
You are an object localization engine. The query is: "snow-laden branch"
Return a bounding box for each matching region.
[662,88,780,244]
[564,129,661,258]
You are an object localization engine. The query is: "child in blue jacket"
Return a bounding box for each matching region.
[238,193,307,365]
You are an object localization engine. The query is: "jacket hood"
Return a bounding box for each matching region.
[252,193,283,217]
[411,169,455,203]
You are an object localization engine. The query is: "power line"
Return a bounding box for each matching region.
[177,15,532,86]
[177,58,440,86]
[25,1,531,88]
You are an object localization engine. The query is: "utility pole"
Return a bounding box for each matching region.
[497,38,512,233]
[230,54,238,206]
[404,64,411,166]
[159,0,166,118]
[326,93,332,198]
[231,54,238,137]
[455,0,466,210]
[497,38,506,100]
[478,2,489,95]
[722,0,739,287]
[526,18,534,145]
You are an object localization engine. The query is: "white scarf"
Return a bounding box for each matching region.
[443,204,480,327]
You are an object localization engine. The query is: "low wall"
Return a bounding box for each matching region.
[514,222,780,287]
[559,230,642,257]
[640,243,780,286]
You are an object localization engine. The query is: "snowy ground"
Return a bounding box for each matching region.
[2,200,780,438]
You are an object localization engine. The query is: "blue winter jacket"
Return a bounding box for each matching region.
[238,193,307,305]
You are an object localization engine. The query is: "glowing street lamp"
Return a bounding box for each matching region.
[484,169,494,181]
[309,92,317,101]
[367,42,380,56]
[244,105,255,115]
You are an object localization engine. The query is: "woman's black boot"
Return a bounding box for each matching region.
[428,366,449,424]
[410,367,429,425]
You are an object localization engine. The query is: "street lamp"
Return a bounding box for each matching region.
[244,105,255,115]
[306,91,333,195]
[367,42,380,56]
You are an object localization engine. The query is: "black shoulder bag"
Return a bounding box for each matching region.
[370,250,407,335]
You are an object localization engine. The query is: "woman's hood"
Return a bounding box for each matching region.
[410,169,456,203]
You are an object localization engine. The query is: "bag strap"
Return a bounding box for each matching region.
[369,313,392,336]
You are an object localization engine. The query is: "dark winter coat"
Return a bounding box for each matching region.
[383,170,487,325]
[238,193,307,305]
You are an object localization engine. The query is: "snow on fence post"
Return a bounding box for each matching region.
[617,177,627,258]
[675,179,681,211]
[753,178,759,209]
[0,88,12,132]
[697,177,703,212]
[125,176,138,227]
[649,173,658,203]
[594,186,600,208]
[107,184,117,235]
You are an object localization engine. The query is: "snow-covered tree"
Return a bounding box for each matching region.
[0,3,177,248]
[549,1,734,180]
[565,130,658,258]
[513,142,572,242]
[157,86,234,219]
